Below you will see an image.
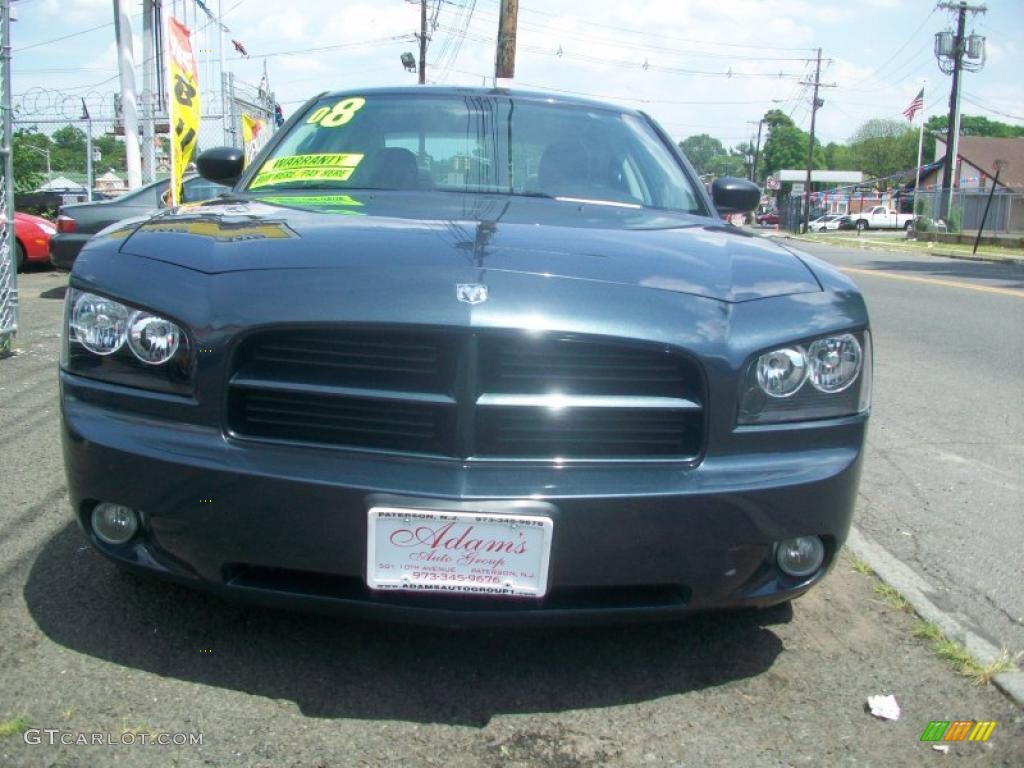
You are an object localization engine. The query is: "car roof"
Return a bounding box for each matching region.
[312,85,645,118]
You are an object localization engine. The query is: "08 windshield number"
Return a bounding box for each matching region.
[306,97,366,128]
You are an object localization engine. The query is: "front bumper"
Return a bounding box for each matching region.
[61,371,866,626]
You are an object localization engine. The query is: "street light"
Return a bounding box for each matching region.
[400,52,417,73]
[23,145,52,181]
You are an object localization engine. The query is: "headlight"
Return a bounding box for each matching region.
[128,311,183,365]
[755,347,807,397]
[738,330,871,424]
[70,293,130,355]
[63,289,193,395]
[807,334,861,393]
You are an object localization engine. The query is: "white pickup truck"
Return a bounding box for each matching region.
[852,205,914,231]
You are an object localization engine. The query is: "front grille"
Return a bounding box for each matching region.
[480,335,699,397]
[233,389,452,455]
[228,328,705,461]
[476,406,702,458]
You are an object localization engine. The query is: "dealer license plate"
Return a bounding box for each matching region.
[366,507,554,598]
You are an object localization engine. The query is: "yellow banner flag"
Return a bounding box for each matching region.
[241,114,267,166]
[166,16,200,207]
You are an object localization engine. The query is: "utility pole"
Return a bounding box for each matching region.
[495,0,519,80]
[113,0,141,189]
[936,2,987,223]
[747,119,763,182]
[802,47,823,234]
[417,0,427,85]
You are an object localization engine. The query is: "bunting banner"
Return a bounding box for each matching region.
[166,16,201,206]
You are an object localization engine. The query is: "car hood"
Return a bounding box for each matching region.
[113,191,821,303]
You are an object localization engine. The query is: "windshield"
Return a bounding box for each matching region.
[246,93,703,213]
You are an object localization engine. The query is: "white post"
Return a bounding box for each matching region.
[141,0,155,183]
[913,79,926,223]
[85,118,93,201]
[219,0,228,146]
[113,0,141,189]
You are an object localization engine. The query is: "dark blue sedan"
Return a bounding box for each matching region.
[60,87,870,625]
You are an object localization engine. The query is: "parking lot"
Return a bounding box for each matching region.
[1,265,1022,767]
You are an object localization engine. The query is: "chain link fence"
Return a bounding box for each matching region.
[2,61,277,349]
[1,1,16,353]
[777,187,1024,235]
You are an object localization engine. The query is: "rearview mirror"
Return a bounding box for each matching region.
[711,177,761,214]
[197,147,245,187]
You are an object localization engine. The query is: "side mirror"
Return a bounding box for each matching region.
[712,177,761,214]
[197,147,245,187]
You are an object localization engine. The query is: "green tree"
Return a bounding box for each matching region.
[12,128,53,193]
[923,113,1024,160]
[823,141,855,170]
[846,119,917,179]
[678,134,727,176]
[94,133,127,174]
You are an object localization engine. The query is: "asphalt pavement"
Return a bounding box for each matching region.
[784,237,1024,658]
[1,265,1022,767]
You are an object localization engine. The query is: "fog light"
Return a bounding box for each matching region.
[91,503,139,545]
[776,536,825,577]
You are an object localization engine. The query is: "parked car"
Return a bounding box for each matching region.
[756,210,780,226]
[12,211,57,270]
[50,175,228,269]
[809,214,843,232]
[836,215,856,231]
[60,86,871,625]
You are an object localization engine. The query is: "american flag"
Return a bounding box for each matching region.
[903,88,924,122]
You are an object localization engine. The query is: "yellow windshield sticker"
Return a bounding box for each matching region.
[259,194,364,207]
[306,97,366,128]
[250,153,364,189]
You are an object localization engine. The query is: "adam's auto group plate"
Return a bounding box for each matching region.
[366,507,553,598]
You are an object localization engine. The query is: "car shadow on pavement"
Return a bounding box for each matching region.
[857,257,1024,290]
[25,524,788,727]
[39,285,67,300]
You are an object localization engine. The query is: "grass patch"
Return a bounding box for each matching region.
[0,715,30,738]
[849,556,874,576]
[913,621,1017,685]
[873,582,910,611]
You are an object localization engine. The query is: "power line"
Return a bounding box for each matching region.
[474,0,817,52]
[465,4,822,63]
[439,27,810,80]
[442,68,789,106]
[13,20,113,52]
[845,6,938,90]
[960,92,1024,122]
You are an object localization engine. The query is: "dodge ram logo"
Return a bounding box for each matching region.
[456,283,488,305]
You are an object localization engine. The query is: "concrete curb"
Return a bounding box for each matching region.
[846,526,1023,708]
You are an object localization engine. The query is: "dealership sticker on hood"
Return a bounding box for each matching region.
[250,153,364,188]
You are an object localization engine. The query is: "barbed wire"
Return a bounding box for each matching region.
[13,87,120,122]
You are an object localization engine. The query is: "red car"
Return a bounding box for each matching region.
[756,211,780,226]
[14,211,57,270]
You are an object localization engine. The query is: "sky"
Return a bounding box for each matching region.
[9,0,1024,152]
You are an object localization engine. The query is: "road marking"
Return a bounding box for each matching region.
[841,267,1024,298]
